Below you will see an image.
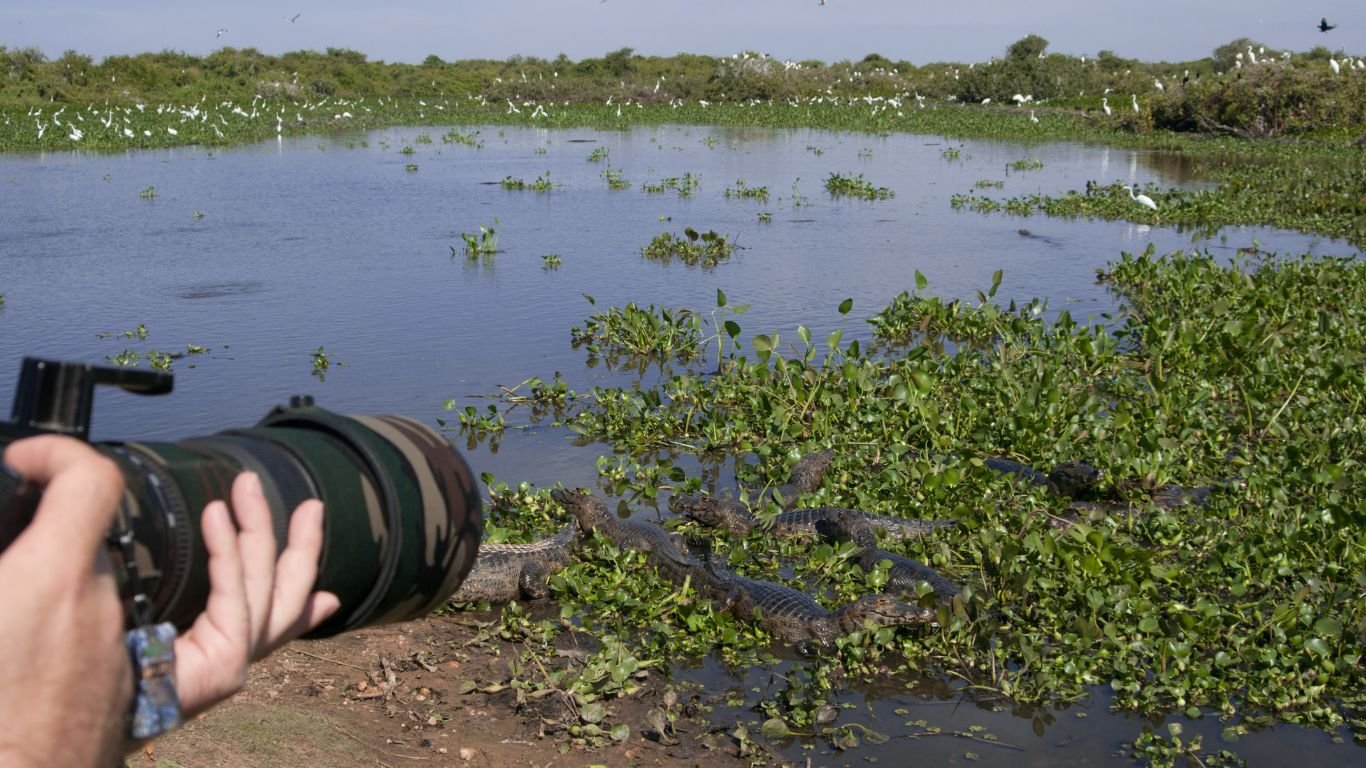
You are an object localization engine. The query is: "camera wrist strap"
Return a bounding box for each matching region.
[106,510,182,741]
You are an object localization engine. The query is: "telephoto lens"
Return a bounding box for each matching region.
[0,359,482,637]
[108,399,483,636]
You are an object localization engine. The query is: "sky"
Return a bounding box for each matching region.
[2,1,1363,66]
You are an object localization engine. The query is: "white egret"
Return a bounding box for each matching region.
[1329,58,1340,75]
[1102,97,1111,116]
[1247,46,1257,65]
[1122,185,1158,211]
[1131,94,1139,113]
[216,28,227,38]
[1029,110,1039,123]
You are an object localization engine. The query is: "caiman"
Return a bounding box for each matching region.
[673,496,957,542]
[551,488,712,587]
[824,509,960,601]
[703,560,934,652]
[983,456,1102,499]
[448,525,577,603]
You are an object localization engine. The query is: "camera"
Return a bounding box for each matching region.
[0,358,482,637]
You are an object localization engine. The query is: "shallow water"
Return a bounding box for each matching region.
[0,125,1359,764]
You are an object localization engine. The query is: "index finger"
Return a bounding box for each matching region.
[2,435,125,559]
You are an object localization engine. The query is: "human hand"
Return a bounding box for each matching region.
[174,471,341,718]
[0,435,132,767]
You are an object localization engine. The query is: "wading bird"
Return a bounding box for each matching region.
[1102,97,1111,116]
[1330,58,1340,75]
[1122,185,1158,211]
[1318,17,1335,33]
[1131,94,1139,113]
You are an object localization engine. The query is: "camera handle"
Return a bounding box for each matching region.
[9,358,173,439]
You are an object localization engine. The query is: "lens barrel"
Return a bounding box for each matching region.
[103,404,481,637]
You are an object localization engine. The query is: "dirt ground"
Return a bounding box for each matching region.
[134,607,760,768]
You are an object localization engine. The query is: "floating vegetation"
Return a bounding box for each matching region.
[310,346,330,378]
[570,299,702,361]
[138,186,157,199]
[940,146,962,161]
[441,128,483,148]
[414,132,433,144]
[974,179,1005,189]
[724,179,770,203]
[404,163,418,171]
[97,325,209,371]
[1008,157,1044,171]
[586,146,609,162]
[757,212,773,222]
[642,172,700,197]
[458,221,500,257]
[399,145,415,155]
[517,249,1365,762]
[641,227,733,269]
[602,167,630,190]
[542,253,562,269]
[824,172,894,200]
[868,269,1045,347]
[501,171,553,192]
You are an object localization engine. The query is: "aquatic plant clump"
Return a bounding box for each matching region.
[640,228,733,269]
[569,301,703,361]
[824,172,894,200]
[522,249,1364,754]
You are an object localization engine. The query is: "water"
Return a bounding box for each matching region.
[1,126,1359,765]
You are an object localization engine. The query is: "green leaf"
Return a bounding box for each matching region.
[1313,617,1343,637]
[989,268,1004,298]
[752,334,774,353]
[610,723,631,742]
[580,701,606,724]
[716,288,728,308]
[760,718,790,739]
[838,297,853,315]
[1304,637,1331,658]
[797,325,811,345]
[915,270,927,291]
[725,320,741,338]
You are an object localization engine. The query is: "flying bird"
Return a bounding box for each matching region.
[289,13,302,22]
[1318,17,1335,33]
[216,28,227,38]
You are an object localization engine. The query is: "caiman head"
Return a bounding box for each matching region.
[1047,461,1103,499]
[550,487,611,534]
[668,493,754,536]
[841,593,935,633]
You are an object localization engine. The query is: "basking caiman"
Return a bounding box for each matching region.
[983,456,1102,499]
[551,487,712,587]
[448,525,577,603]
[673,496,957,542]
[825,509,961,601]
[703,560,934,652]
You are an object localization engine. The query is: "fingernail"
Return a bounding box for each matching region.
[244,471,262,497]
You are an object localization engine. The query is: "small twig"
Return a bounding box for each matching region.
[293,649,371,673]
[324,718,429,761]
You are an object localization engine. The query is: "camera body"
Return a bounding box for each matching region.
[0,358,481,637]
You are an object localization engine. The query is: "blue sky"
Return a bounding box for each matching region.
[2,1,1362,65]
